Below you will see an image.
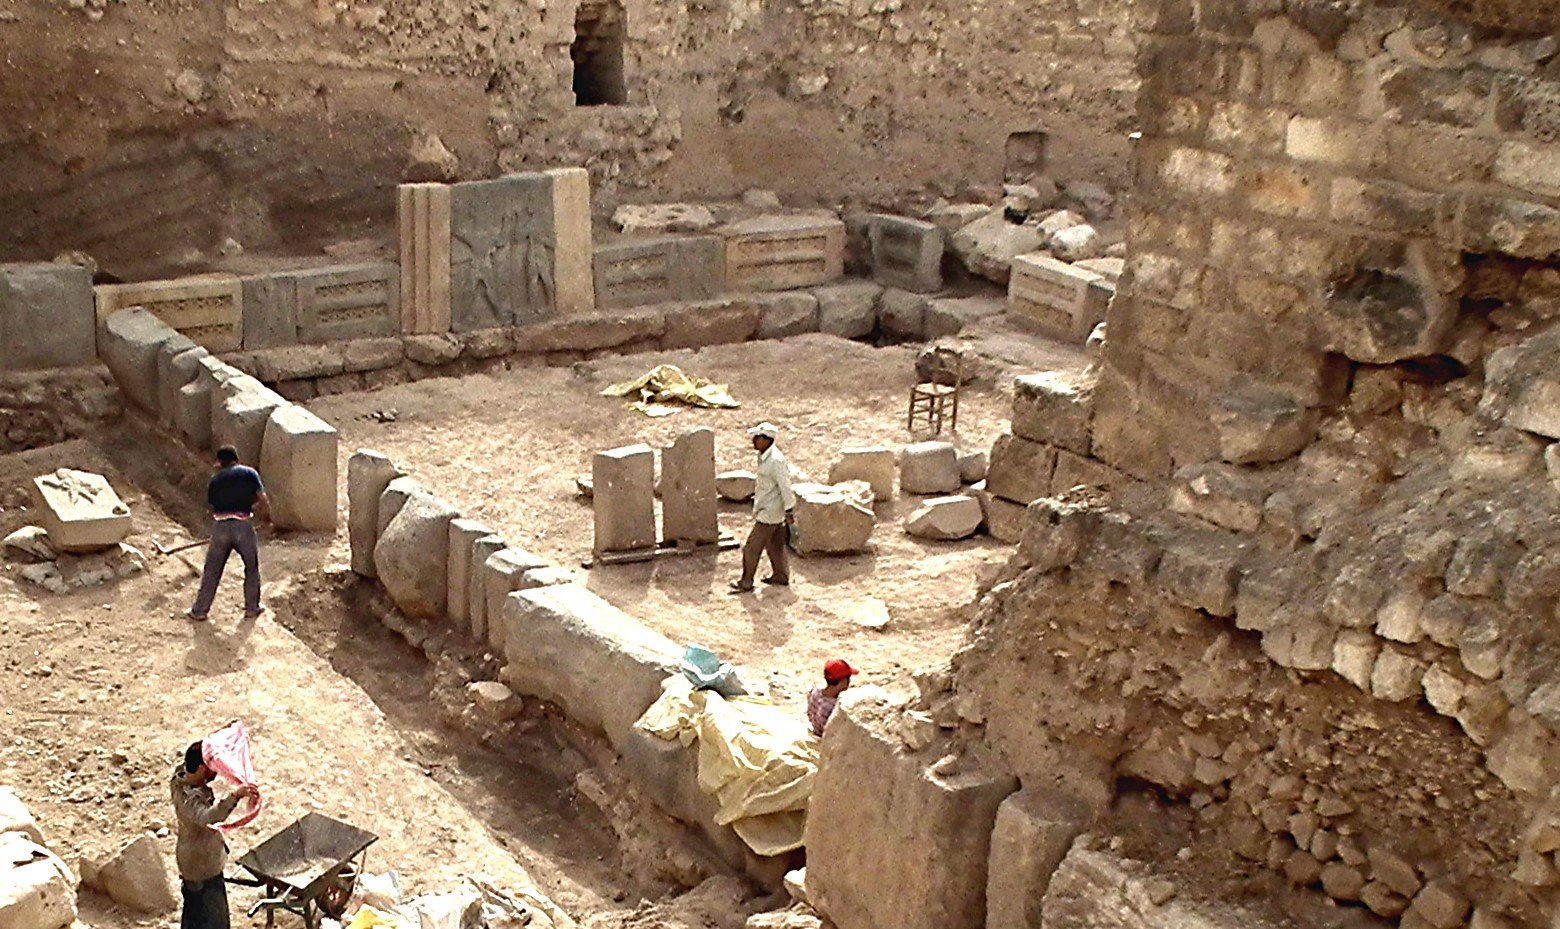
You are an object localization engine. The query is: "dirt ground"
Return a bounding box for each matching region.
[311,333,1080,709]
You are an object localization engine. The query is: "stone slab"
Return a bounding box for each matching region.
[348,450,401,577]
[482,547,550,655]
[498,584,682,739]
[805,692,1016,929]
[260,405,338,532]
[661,428,719,544]
[239,273,299,350]
[212,378,286,465]
[0,833,77,929]
[398,183,453,335]
[157,345,209,428]
[31,469,131,553]
[868,214,943,293]
[828,447,896,501]
[594,444,657,555]
[986,433,1058,505]
[294,263,400,344]
[0,263,96,372]
[447,518,494,627]
[466,534,508,641]
[722,215,846,291]
[593,235,725,310]
[546,167,596,317]
[176,357,243,449]
[95,275,244,353]
[985,788,1091,929]
[1013,372,1092,455]
[1008,253,1109,343]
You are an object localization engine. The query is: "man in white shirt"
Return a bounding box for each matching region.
[730,422,796,593]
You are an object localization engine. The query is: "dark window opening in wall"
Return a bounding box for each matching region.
[572,0,627,106]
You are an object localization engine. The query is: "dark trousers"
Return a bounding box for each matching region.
[739,521,789,586]
[181,877,231,929]
[190,519,261,617]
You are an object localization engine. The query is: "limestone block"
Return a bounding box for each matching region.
[1331,631,1380,691]
[398,183,453,334]
[1073,257,1125,283]
[0,833,77,929]
[466,535,508,641]
[1019,496,1102,572]
[1155,532,1242,618]
[905,496,983,541]
[926,202,987,235]
[31,469,130,553]
[879,289,930,340]
[247,345,347,383]
[1043,843,1288,929]
[663,299,761,348]
[1050,450,1122,495]
[176,358,242,449]
[899,441,961,496]
[213,380,287,466]
[828,447,896,501]
[1046,223,1102,262]
[100,308,182,412]
[375,476,424,536]
[717,470,756,502]
[498,584,681,739]
[612,203,718,235]
[985,496,1028,544]
[804,692,1016,929]
[374,490,457,619]
[156,345,208,428]
[347,450,401,577]
[985,434,1056,505]
[0,789,43,846]
[753,292,820,340]
[1371,647,1425,702]
[513,308,665,354]
[1314,259,1457,364]
[95,274,244,353]
[593,235,724,309]
[1012,372,1092,455]
[985,788,1090,929]
[0,263,96,372]
[260,405,338,532]
[293,264,400,344]
[594,444,656,555]
[522,566,574,589]
[951,208,1044,285]
[1212,386,1319,464]
[925,296,1005,339]
[1261,614,1336,671]
[793,486,875,555]
[1008,253,1108,342]
[814,281,882,339]
[722,214,845,291]
[868,214,943,293]
[239,272,299,349]
[1168,462,1268,532]
[661,428,718,545]
[83,833,175,914]
[958,451,987,483]
[482,548,550,654]
[1480,329,1560,438]
[446,518,493,626]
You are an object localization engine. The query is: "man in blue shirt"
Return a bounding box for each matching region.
[187,446,270,621]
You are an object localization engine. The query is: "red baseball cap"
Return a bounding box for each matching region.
[824,659,858,681]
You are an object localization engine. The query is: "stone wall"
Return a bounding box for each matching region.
[0,0,1138,277]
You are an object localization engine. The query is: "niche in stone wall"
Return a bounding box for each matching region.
[572,0,627,107]
[1004,131,1048,183]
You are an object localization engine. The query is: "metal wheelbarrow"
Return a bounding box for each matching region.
[229,813,378,929]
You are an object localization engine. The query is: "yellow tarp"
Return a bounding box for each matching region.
[601,364,741,414]
[635,675,819,856]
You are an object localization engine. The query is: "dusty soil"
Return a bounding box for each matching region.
[311,333,1076,709]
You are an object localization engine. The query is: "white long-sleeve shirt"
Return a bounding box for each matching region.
[753,446,797,525]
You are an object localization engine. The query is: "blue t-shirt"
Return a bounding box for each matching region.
[207,465,264,515]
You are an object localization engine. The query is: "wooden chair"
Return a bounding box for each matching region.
[907,350,965,435]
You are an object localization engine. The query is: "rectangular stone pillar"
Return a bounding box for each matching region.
[447,518,494,625]
[348,450,402,577]
[868,215,943,293]
[593,444,656,556]
[481,546,550,654]
[95,275,244,352]
[398,183,453,335]
[546,167,596,317]
[466,534,508,639]
[985,788,1091,929]
[660,427,718,545]
[0,263,96,372]
[260,405,339,532]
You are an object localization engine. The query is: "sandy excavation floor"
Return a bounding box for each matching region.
[312,333,1079,708]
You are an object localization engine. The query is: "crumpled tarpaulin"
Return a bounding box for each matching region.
[601,364,741,415]
[203,720,261,832]
[635,675,818,856]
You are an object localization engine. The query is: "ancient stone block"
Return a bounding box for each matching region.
[348,449,401,577]
[900,441,961,495]
[805,692,1016,929]
[31,469,131,553]
[83,833,176,914]
[260,405,338,532]
[752,292,820,339]
[0,833,77,929]
[1019,496,1103,572]
[446,518,493,626]
[661,428,718,545]
[814,281,882,339]
[1008,253,1110,342]
[513,308,666,353]
[498,584,681,738]
[0,789,44,846]
[868,214,943,293]
[1371,647,1426,702]
[1211,385,1319,464]
[157,345,208,428]
[95,275,244,353]
[717,470,756,502]
[398,183,453,334]
[958,451,988,483]
[1155,531,1242,617]
[1049,450,1121,495]
[100,308,182,413]
[924,296,1005,339]
[1480,329,1560,439]
[985,496,1028,544]
[1012,371,1092,455]
[593,235,724,309]
[828,447,896,501]
[0,263,95,372]
[1331,631,1380,691]
[1169,462,1268,532]
[985,789,1091,929]
[793,485,875,554]
[722,215,845,291]
[879,289,930,340]
[662,299,761,348]
[465,534,508,639]
[951,208,1044,285]
[905,496,983,541]
[593,444,656,555]
[482,547,550,654]
[374,488,456,619]
[239,272,298,349]
[247,345,345,383]
[176,357,242,449]
[986,434,1057,505]
[291,263,400,344]
[213,378,286,466]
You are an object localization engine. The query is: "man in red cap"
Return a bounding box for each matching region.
[807,658,858,736]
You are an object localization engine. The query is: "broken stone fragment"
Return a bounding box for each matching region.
[1211,386,1318,464]
[904,496,983,541]
[82,833,176,914]
[899,441,961,495]
[716,470,756,502]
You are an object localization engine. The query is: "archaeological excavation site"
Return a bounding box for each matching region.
[2,0,1559,928]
